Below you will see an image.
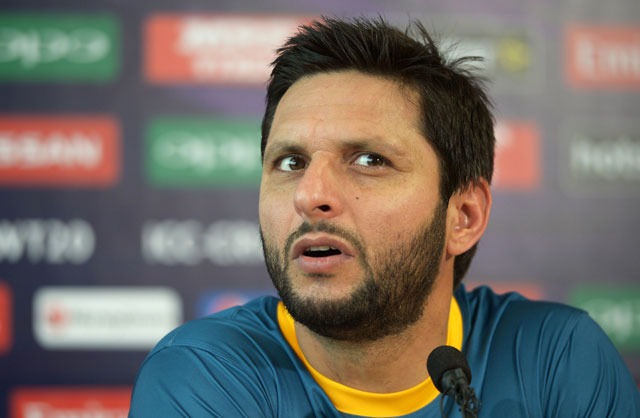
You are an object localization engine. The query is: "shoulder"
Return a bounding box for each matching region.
[458,285,640,418]
[457,284,587,340]
[459,285,610,366]
[129,296,297,417]
[150,295,283,357]
[152,296,277,352]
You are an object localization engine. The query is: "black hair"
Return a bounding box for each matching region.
[261,16,495,289]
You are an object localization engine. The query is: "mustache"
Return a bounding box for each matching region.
[283,221,366,261]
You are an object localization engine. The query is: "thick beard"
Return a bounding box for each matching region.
[261,203,446,343]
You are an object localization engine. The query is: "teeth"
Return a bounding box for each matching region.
[308,246,335,251]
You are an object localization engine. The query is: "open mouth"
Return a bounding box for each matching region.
[292,238,352,273]
[303,246,343,258]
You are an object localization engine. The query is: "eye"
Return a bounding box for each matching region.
[276,155,306,172]
[353,153,387,167]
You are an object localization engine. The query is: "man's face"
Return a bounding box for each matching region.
[259,70,447,342]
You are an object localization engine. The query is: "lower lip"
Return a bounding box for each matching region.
[294,254,353,274]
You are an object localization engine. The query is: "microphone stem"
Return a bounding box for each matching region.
[448,386,479,418]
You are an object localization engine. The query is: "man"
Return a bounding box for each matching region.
[129,17,639,417]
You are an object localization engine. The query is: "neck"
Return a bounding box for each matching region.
[294,277,454,393]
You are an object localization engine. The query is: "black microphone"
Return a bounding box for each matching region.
[427,345,480,418]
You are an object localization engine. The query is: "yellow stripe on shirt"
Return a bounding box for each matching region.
[277,297,463,417]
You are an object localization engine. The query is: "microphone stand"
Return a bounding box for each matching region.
[438,369,480,418]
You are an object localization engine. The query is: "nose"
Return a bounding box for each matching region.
[293,156,344,222]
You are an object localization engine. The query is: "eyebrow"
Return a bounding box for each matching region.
[262,142,305,163]
[263,136,410,162]
[341,138,409,158]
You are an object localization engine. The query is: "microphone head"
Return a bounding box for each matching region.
[427,345,472,393]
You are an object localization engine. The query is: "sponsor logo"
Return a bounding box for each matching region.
[566,25,640,88]
[142,219,263,266]
[565,131,640,193]
[0,219,95,264]
[9,387,131,418]
[144,14,308,84]
[0,13,119,81]
[0,116,120,186]
[466,280,545,300]
[570,133,640,180]
[440,30,538,91]
[570,285,640,351]
[145,117,261,187]
[493,121,541,190]
[0,281,11,354]
[33,287,182,349]
[197,290,275,317]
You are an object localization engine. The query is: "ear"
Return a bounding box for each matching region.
[445,178,492,257]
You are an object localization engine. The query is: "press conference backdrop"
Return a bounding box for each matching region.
[0,0,639,415]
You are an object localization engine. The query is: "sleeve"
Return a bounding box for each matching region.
[543,312,640,418]
[128,345,275,418]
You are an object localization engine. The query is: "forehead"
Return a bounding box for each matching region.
[266,70,425,152]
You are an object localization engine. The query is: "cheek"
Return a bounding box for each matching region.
[359,190,437,239]
[259,193,293,242]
